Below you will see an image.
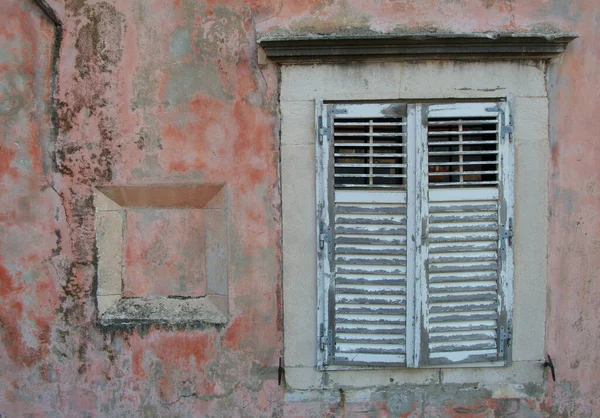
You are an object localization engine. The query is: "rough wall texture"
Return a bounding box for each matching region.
[0,0,598,416]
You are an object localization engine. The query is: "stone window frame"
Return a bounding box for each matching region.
[268,32,576,389]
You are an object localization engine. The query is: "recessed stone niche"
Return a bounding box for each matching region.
[94,184,228,327]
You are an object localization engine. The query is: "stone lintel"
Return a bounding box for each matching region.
[258,32,578,63]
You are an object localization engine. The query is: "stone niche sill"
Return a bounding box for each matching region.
[99,297,228,328]
[95,184,229,329]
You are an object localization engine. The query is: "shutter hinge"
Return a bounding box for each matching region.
[486,105,513,142]
[502,218,514,246]
[501,124,513,141]
[328,108,348,116]
[319,108,348,144]
[319,225,332,251]
[498,322,513,357]
[485,106,502,113]
[319,323,333,362]
[318,115,325,144]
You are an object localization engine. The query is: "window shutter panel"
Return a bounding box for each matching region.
[420,103,514,366]
[317,103,410,367]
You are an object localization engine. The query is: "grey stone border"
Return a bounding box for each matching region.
[94,184,229,330]
[279,61,551,387]
[258,32,578,63]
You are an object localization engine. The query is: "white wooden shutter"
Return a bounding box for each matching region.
[419,102,514,366]
[317,103,410,367]
[316,101,513,368]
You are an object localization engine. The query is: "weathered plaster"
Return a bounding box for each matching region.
[281,61,549,390]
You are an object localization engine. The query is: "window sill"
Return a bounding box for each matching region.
[318,361,506,371]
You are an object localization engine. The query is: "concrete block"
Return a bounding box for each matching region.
[281,144,316,260]
[331,368,439,387]
[514,97,549,144]
[398,61,546,99]
[281,63,402,101]
[282,256,317,367]
[281,144,318,367]
[281,101,315,146]
[96,211,123,296]
[513,141,549,362]
[440,361,544,386]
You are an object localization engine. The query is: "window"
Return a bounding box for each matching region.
[278,60,549,389]
[316,102,513,368]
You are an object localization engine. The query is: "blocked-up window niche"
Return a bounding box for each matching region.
[95,184,228,328]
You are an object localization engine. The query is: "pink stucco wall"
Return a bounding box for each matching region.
[0,0,598,416]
